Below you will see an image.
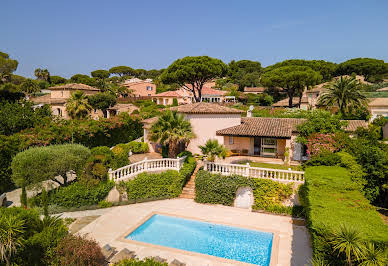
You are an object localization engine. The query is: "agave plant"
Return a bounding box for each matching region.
[358,242,387,266]
[0,215,25,266]
[329,224,366,265]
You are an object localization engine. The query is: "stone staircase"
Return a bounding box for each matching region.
[179,162,202,199]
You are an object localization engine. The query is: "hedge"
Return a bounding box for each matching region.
[31,181,114,208]
[304,166,388,261]
[195,170,299,216]
[125,156,196,201]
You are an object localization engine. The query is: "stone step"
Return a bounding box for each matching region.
[179,193,195,199]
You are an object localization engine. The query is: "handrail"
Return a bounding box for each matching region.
[204,161,304,183]
[108,156,187,182]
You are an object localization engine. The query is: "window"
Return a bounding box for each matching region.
[261,138,277,157]
[229,136,234,145]
[148,94,151,96]
[146,86,153,91]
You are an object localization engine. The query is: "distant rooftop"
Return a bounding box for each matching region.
[49,83,99,91]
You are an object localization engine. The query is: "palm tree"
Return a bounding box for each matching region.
[358,243,387,266]
[329,224,366,265]
[319,76,368,116]
[149,110,194,158]
[199,139,227,162]
[65,91,92,119]
[20,78,40,97]
[0,215,25,266]
[34,68,50,82]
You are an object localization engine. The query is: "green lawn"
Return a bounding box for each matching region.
[238,161,301,171]
[305,166,388,244]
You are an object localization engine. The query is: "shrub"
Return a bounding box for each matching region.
[125,156,196,201]
[304,166,388,264]
[33,181,114,208]
[11,144,91,187]
[195,170,252,205]
[98,200,113,208]
[54,235,105,266]
[251,178,293,210]
[90,146,114,165]
[306,133,339,157]
[303,152,341,168]
[111,145,130,169]
[126,141,149,154]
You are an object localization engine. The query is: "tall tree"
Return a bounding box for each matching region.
[34,68,50,82]
[88,92,117,118]
[161,56,228,102]
[261,65,322,107]
[336,58,388,82]
[109,66,135,77]
[0,52,18,84]
[20,79,40,96]
[319,76,368,116]
[149,110,194,158]
[228,60,262,90]
[65,91,92,119]
[50,75,67,85]
[69,74,95,86]
[91,70,110,80]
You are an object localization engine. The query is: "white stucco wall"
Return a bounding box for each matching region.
[184,113,241,154]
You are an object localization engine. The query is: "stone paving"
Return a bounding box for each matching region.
[77,198,312,266]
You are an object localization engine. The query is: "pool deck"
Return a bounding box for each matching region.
[77,198,311,266]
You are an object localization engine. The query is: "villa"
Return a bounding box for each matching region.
[368,98,388,120]
[121,78,156,97]
[143,102,367,161]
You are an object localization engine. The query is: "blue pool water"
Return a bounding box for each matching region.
[126,214,273,265]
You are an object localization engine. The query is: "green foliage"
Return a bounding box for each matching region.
[98,200,113,208]
[69,74,96,86]
[199,139,227,162]
[296,110,347,144]
[88,92,117,114]
[20,78,40,95]
[50,75,66,85]
[125,156,196,201]
[242,93,273,106]
[172,97,178,106]
[149,110,194,158]
[32,181,114,208]
[195,170,252,205]
[304,152,341,167]
[336,58,388,81]
[161,56,228,102]
[41,188,48,217]
[0,100,52,135]
[304,166,388,264]
[12,144,91,187]
[115,258,168,266]
[0,51,18,83]
[251,178,293,210]
[91,69,110,79]
[125,141,149,154]
[261,64,322,107]
[20,185,27,208]
[66,90,92,119]
[109,66,136,77]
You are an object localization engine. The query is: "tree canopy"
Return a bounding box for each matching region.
[88,92,117,117]
[160,56,228,102]
[69,74,95,86]
[50,75,67,85]
[261,65,322,107]
[34,68,50,82]
[264,59,336,81]
[109,66,135,77]
[91,70,110,79]
[228,60,262,90]
[335,58,388,82]
[0,52,18,84]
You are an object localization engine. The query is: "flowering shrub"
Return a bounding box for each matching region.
[306,133,339,157]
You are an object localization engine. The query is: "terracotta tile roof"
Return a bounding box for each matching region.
[153,90,184,97]
[108,103,139,112]
[30,94,51,104]
[216,117,367,138]
[170,102,244,114]
[273,97,308,107]
[142,117,158,129]
[201,87,226,96]
[49,83,99,91]
[368,98,388,107]
[243,87,266,93]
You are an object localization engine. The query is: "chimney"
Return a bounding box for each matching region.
[247,110,252,117]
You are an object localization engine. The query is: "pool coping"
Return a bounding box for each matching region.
[117,211,280,266]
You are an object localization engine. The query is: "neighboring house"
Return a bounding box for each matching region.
[272,96,309,110]
[368,98,388,120]
[94,103,139,119]
[121,78,156,97]
[243,87,266,94]
[143,103,244,154]
[143,102,367,160]
[152,89,192,106]
[217,117,367,160]
[31,83,99,119]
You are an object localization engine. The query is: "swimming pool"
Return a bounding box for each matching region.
[126,214,273,265]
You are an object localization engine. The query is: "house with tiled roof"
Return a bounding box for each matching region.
[32,83,100,119]
[143,102,367,159]
[368,98,388,120]
[121,78,156,97]
[152,88,192,106]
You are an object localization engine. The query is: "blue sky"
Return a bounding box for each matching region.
[1,0,388,78]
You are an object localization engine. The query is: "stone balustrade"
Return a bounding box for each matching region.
[204,161,304,183]
[109,156,186,182]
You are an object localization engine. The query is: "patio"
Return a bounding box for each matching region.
[77,198,311,266]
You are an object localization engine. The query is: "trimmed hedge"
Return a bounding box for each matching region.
[304,166,388,262]
[31,181,114,208]
[125,156,196,202]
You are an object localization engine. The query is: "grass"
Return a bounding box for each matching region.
[305,166,388,244]
[237,160,301,171]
